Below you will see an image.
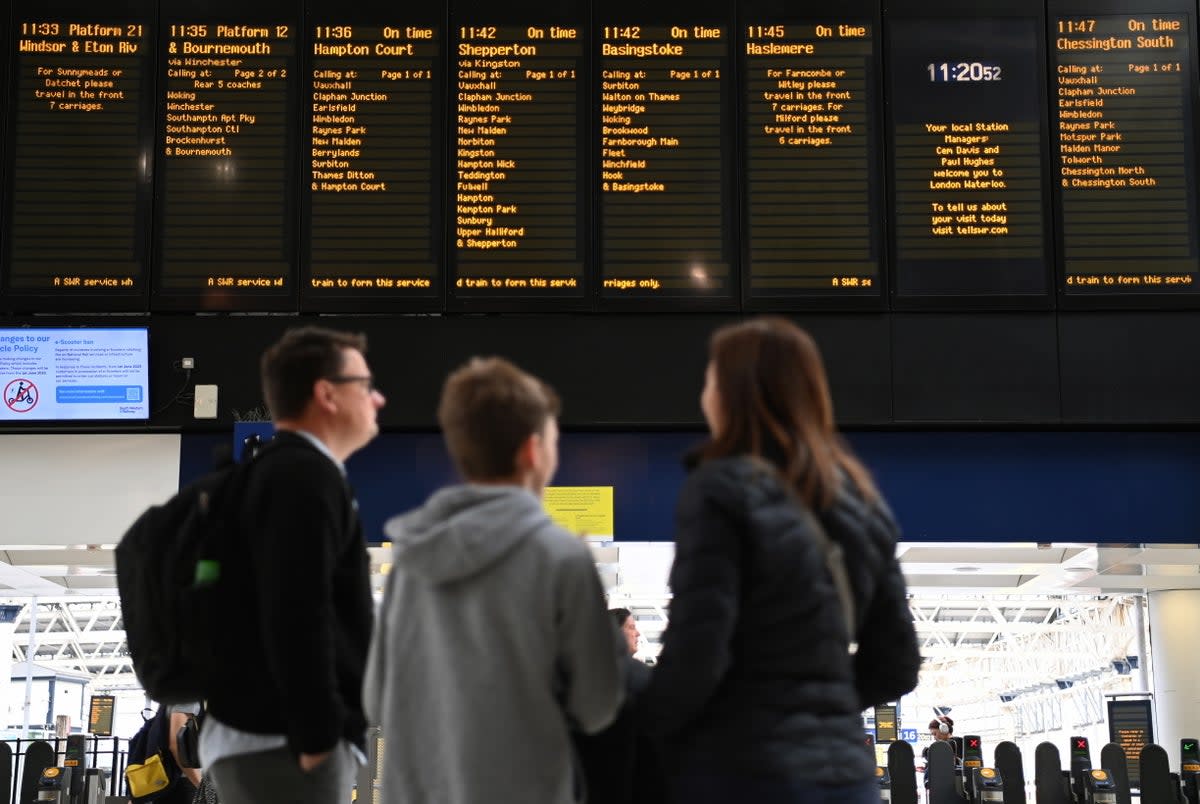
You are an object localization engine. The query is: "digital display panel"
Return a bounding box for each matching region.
[1107,699,1153,789]
[151,1,299,310]
[740,1,884,307]
[598,1,736,305]
[449,0,588,307]
[87,694,115,736]
[302,1,443,311]
[1052,4,1200,298]
[887,4,1053,305]
[1,1,153,310]
[0,328,148,421]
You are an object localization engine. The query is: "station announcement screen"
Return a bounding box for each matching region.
[449,20,587,304]
[887,14,1052,301]
[1053,8,1200,296]
[741,12,882,303]
[598,16,735,303]
[2,2,153,307]
[303,17,442,308]
[152,9,298,309]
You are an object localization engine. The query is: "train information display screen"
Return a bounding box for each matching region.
[598,2,736,306]
[740,1,883,307]
[887,4,1053,305]
[7,5,1200,313]
[151,1,299,310]
[449,7,588,307]
[1,0,153,310]
[302,4,443,311]
[1052,2,1200,298]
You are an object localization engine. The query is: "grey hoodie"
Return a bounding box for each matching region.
[364,484,625,804]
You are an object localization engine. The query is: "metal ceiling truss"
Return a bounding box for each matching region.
[8,599,136,687]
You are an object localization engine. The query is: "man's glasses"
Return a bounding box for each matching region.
[326,375,378,393]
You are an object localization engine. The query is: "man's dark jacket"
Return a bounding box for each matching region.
[643,456,920,784]
[205,432,374,754]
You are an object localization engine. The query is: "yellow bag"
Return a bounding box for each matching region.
[125,752,171,798]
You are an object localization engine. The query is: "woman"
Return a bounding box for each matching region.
[643,317,920,804]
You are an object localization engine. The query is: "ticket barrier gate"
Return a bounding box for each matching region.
[971,768,1004,803]
[1081,769,1117,804]
[877,766,891,803]
[35,767,109,804]
[35,735,109,804]
[1181,738,1200,804]
[962,735,985,802]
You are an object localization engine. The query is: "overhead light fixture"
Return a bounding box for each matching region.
[953,566,980,573]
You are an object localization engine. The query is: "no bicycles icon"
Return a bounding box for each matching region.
[4,378,38,413]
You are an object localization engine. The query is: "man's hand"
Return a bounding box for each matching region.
[299,751,332,773]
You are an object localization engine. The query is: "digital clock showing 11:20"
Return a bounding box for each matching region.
[927,62,1003,81]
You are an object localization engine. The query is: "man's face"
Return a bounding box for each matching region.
[621,616,640,655]
[329,348,385,453]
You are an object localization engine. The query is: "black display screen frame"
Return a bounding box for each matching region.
[300,0,447,313]
[595,0,739,312]
[884,0,1056,312]
[150,0,303,313]
[1050,0,1200,311]
[738,0,887,312]
[446,0,591,313]
[0,0,155,314]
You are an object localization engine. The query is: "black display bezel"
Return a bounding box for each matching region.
[150,0,302,312]
[594,0,739,312]
[300,0,446,313]
[738,0,887,312]
[1050,0,1200,311]
[0,0,155,314]
[445,0,590,312]
[884,0,1056,311]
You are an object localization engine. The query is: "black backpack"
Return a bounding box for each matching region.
[116,441,274,702]
[125,707,182,801]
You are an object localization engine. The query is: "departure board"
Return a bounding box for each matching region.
[1,0,154,310]
[1052,3,1200,298]
[449,3,588,308]
[740,0,884,307]
[151,2,299,310]
[598,2,736,306]
[887,4,1053,305]
[302,2,443,311]
[1107,698,1153,788]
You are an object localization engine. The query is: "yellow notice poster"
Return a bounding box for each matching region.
[544,486,614,538]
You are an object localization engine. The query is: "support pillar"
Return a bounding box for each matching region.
[0,605,22,729]
[1148,590,1200,757]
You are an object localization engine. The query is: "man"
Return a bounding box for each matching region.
[202,327,385,804]
[365,356,624,803]
[611,608,641,656]
[575,609,666,804]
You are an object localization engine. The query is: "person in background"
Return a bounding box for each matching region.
[612,608,641,656]
[921,716,958,768]
[166,703,218,804]
[576,607,666,804]
[202,327,385,804]
[642,317,921,804]
[365,356,624,804]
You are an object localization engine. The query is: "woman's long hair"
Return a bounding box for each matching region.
[698,317,878,510]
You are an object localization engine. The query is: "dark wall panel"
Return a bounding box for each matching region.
[892,313,1060,422]
[1059,313,1200,423]
[792,314,892,425]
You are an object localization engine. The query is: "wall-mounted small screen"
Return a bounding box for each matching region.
[0,328,149,421]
